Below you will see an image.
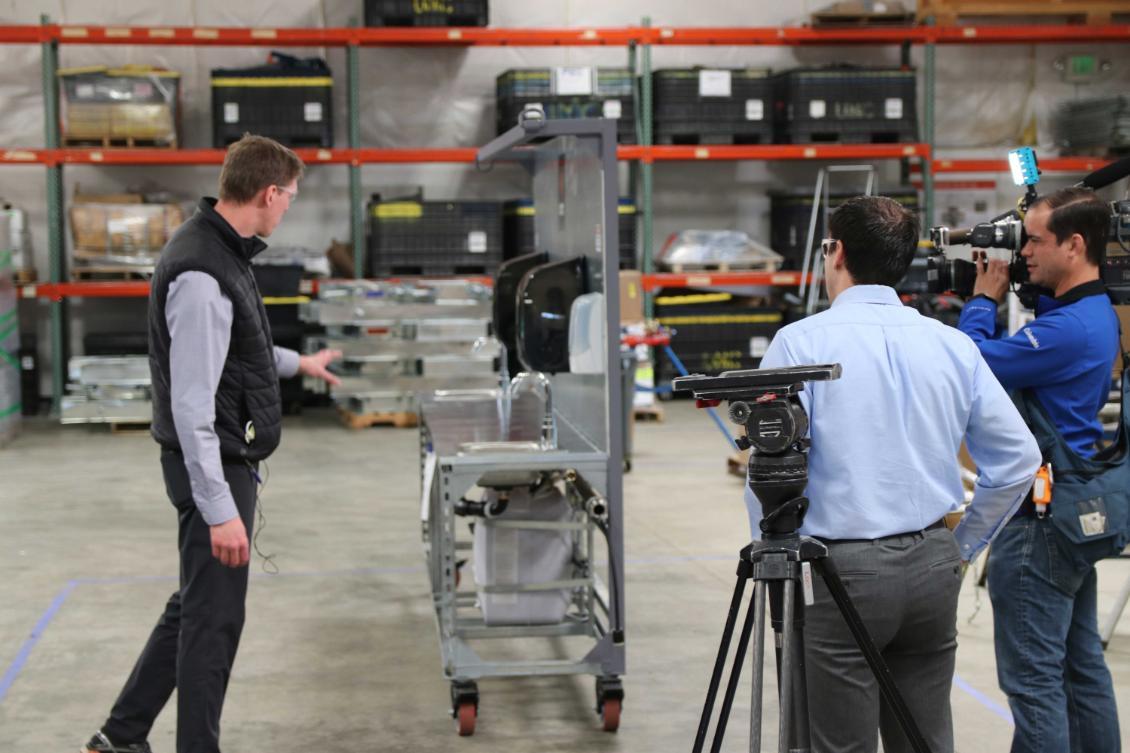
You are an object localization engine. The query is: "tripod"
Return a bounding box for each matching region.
[692,500,933,753]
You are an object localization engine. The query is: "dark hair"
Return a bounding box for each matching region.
[218,133,305,205]
[1031,186,1109,266]
[828,195,919,287]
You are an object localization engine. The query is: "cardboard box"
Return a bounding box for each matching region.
[69,201,184,261]
[620,269,644,325]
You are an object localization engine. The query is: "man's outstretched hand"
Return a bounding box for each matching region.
[299,348,343,386]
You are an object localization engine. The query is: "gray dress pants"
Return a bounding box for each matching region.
[804,526,963,753]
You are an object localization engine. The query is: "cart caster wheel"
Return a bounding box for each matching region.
[601,698,621,732]
[456,702,477,736]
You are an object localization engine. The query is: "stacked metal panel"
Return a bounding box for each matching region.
[60,356,152,425]
[1055,97,1130,155]
[0,213,18,444]
[303,279,501,415]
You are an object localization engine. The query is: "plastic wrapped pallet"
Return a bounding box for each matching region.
[69,190,185,268]
[58,65,180,148]
[0,212,20,444]
[473,482,576,626]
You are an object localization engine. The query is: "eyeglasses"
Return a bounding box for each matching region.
[274,185,297,202]
[821,238,839,257]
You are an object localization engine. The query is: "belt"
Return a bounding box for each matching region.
[1014,496,1043,518]
[816,518,947,545]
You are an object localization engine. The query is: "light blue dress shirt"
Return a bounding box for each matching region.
[743,285,1040,562]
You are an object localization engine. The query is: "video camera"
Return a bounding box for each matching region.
[672,364,841,536]
[902,150,1130,305]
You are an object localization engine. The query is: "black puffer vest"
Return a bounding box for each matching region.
[149,198,282,461]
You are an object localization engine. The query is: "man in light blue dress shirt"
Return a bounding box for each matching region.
[744,196,1040,753]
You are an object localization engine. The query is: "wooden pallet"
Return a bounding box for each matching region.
[110,421,151,435]
[918,0,1130,25]
[71,264,155,281]
[62,136,178,149]
[633,405,665,422]
[811,9,916,26]
[727,448,750,478]
[660,261,782,274]
[337,405,418,429]
[654,133,771,146]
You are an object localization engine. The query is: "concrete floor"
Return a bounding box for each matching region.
[1,401,1129,752]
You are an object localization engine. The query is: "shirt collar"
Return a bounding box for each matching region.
[830,285,903,308]
[198,197,268,262]
[1036,279,1107,315]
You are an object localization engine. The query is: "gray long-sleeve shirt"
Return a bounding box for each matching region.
[167,270,299,525]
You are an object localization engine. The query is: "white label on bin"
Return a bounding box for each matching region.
[749,336,770,358]
[602,99,622,119]
[21,355,33,370]
[467,231,487,254]
[76,83,94,99]
[223,102,239,123]
[553,66,593,96]
[304,102,323,122]
[698,69,732,98]
[885,97,904,119]
[745,98,764,121]
[809,99,827,119]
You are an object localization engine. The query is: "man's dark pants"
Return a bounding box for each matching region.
[101,450,257,753]
[804,526,963,753]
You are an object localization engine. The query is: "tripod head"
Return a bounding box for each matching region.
[673,364,842,536]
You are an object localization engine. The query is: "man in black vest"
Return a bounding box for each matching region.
[83,134,340,753]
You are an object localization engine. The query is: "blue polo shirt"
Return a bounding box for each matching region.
[957,280,1119,458]
[745,285,1040,561]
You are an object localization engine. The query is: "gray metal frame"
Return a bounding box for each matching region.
[420,118,626,690]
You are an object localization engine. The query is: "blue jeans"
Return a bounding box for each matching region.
[988,516,1121,753]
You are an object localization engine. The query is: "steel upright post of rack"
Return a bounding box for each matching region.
[41,14,65,413]
[923,18,936,229]
[640,17,654,319]
[348,41,364,279]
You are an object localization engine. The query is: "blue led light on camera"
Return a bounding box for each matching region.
[1008,147,1040,187]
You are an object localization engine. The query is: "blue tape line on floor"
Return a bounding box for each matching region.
[953,672,1014,725]
[0,581,76,704]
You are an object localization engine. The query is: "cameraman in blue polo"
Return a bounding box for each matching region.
[960,185,1121,753]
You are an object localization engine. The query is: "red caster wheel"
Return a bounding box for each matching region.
[601,698,621,732]
[456,702,477,736]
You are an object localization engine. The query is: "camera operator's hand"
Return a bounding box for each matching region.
[972,250,1010,303]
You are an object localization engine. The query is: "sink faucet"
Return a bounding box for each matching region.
[509,371,556,450]
[472,336,511,438]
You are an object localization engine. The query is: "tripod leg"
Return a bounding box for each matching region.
[710,578,759,753]
[777,578,796,753]
[749,580,767,753]
[815,558,933,753]
[693,560,752,753]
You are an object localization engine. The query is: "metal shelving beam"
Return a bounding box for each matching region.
[1,22,1127,48]
[41,14,65,415]
[348,42,364,279]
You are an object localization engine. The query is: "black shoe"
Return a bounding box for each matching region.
[82,730,153,753]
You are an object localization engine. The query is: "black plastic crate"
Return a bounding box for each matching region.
[364,0,488,26]
[212,53,333,148]
[769,187,920,269]
[503,198,637,269]
[653,68,773,145]
[773,66,917,144]
[653,291,783,383]
[252,263,304,333]
[83,332,148,356]
[368,198,503,276]
[496,68,635,143]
